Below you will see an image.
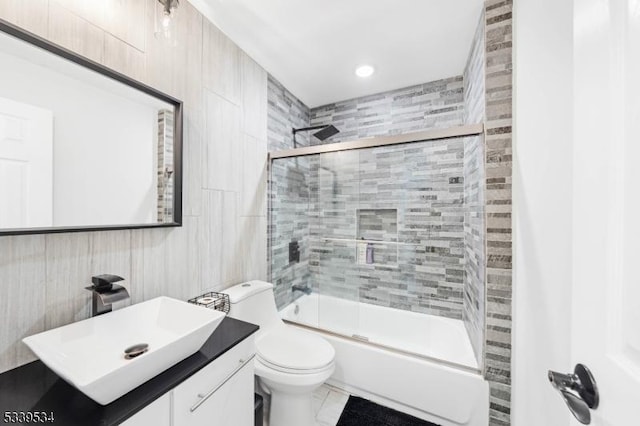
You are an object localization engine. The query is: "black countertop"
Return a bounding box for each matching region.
[0,317,259,426]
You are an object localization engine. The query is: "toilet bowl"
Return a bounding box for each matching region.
[225,281,335,426]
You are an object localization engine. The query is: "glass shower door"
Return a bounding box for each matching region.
[313,149,360,337]
[270,155,318,327]
[270,133,485,371]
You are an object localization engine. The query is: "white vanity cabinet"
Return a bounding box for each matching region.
[120,336,255,426]
[173,336,255,426]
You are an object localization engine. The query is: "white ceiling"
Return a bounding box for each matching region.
[188,0,484,108]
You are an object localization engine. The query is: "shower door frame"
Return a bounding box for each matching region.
[269,123,484,159]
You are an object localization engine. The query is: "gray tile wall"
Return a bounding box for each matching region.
[463,11,487,367]
[0,0,269,373]
[310,77,465,143]
[269,78,469,317]
[306,139,468,319]
[267,76,312,308]
[267,76,310,151]
[305,78,467,318]
[157,109,174,223]
[464,11,487,126]
[483,0,513,424]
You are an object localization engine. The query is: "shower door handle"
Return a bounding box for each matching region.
[548,363,599,424]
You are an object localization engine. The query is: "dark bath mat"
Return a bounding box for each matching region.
[336,395,440,426]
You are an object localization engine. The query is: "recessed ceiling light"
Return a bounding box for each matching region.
[355,65,375,78]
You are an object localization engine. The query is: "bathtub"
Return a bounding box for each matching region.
[280,293,489,426]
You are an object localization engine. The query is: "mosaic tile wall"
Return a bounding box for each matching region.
[267,76,312,308]
[157,109,174,223]
[269,76,470,315]
[483,0,513,424]
[463,11,487,366]
[464,12,487,125]
[310,77,465,143]
[306,139,468,319]
[305,77,468,318]
[267,76,310,152]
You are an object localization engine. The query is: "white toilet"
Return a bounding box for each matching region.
[225,281,335,426]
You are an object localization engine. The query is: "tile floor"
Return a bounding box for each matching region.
[259,384,350,426]
[313,384,351,426]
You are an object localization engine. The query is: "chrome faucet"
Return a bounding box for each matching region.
[291,284,312,295]
[85,274,130,317]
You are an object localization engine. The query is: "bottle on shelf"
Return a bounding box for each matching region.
[357,238,367,264]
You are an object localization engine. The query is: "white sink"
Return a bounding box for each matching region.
[23,296,225,405]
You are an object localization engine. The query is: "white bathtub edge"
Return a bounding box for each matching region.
[281,293,480,370]
[291,324,489,426]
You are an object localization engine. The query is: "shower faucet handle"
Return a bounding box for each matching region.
[289,241,300,263]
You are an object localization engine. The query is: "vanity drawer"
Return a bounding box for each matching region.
[173,336,255,426]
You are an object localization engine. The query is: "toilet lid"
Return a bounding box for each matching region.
[256,328,335,371]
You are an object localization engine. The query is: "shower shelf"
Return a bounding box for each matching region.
[359,262,400,269]
[317,237,420,247]
[313,237,403,269]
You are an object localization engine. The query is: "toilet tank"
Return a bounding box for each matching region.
[224,281,282,332]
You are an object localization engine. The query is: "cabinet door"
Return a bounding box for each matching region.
[121,393,171,426]
[190,362,254,426]
[173,337,255,426]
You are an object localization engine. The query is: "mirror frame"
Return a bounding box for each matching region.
[0,18,183,236]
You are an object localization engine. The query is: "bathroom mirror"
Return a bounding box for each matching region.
[0,19,182,236]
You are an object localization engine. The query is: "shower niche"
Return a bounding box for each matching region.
[355,209,398,266]
[356,209,397,242]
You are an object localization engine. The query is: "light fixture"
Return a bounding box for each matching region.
[155,0,179,45]
[355,65,375,78]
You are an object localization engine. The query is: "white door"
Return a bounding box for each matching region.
[570,0,640,424]
[0,97,53,229]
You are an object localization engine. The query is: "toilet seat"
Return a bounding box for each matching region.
[256,327,335,375]
[257,355,334,375]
